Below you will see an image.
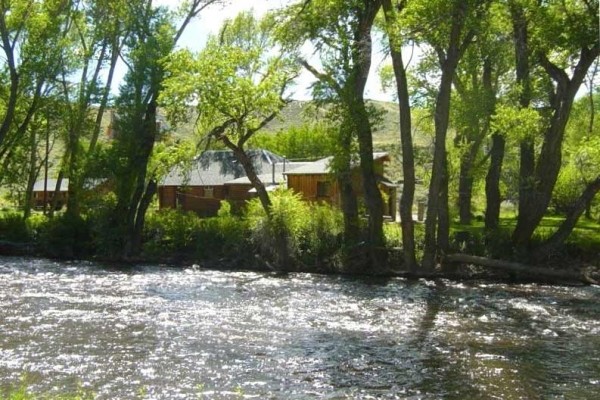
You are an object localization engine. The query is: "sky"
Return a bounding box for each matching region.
[122,0,394,102]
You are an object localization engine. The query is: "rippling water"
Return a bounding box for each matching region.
[0,257,598,399]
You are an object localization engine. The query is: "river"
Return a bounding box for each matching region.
[0,257,598,399]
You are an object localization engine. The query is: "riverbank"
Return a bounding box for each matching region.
[1,205,599,286]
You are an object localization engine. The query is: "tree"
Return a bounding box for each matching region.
[108,0,219,259]
[162,11,299,267]
[276,0,386,269]
[59,0,126,219]
[510,0,600,246]
[402,0,489,269]
[249,122,336,161]
[0,0,70,180]
[381,0,418,271]
[452,6,511,226]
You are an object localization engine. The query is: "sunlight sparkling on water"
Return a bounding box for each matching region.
[0,257,599,399]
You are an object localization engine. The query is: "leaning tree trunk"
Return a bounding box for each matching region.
[533,176,600,258]
[129,179,157,257]
[510,0,600,246]
[423,62,457,270]
[23,126,38,219]
[422,0,472,270]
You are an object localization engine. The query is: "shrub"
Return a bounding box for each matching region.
[245,189,344,270]
[143,202,251,261]
[300,203,343,269]
[383,223,402,248]
[551,164,585,214]
[37,214,93,259]
[0,213,32,242]
[143,208,203,257]
[193,203,251,260]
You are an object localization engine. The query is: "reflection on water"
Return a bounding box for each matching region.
[0,257,598,399]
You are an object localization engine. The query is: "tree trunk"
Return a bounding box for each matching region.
[456,58,495,226]
[129,179,157,257]
[382,0,417,271]
[485,133,505,231]
[350,0,385,263]
[510,0,600,246]
[0,13,19,151]
[23,126,38,219]
[458,155,474,225]
[228,144,272,212]
[422,61,456,270]
[49,170,66,218]
[445,253,597,284]
[422,0,471,270]
[339,173,360,246]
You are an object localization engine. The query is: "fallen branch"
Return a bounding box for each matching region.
[445,253,598,285]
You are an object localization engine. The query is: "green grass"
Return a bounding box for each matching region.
[0,384,93,400]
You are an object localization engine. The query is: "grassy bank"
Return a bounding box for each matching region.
[0,191,599,277]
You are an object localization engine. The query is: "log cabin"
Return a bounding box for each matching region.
[158,150,397,219]
[31,178,107,210]
[158,150,308,216]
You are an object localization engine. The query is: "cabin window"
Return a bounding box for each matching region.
[316,181,330,198]
[203,186,214,198]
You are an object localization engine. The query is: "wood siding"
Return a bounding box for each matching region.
[158,184,257,217]
[287,158,397,218]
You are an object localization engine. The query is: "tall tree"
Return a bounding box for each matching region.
[381,0,417,271]
[404,0,488,269]
[162,12,298,214]
[162,12,299,267]
[108,0,219,258]
[277,0,385,269]
[452,6,511,226]
[60,0,126,219]
[0,0,70,178]
[511,0,600,246]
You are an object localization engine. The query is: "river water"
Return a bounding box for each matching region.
[0,257,598,399]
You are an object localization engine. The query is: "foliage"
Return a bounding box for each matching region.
[36,214,93,259]
[162,11,299,147]
[245,189,344,270]
[143,208,203,256]
[143,203,251,260]
[248,122,336,160]
[0,213,45,243]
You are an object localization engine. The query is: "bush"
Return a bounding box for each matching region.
[193,202,251,260]
[143,208,203,257]
[551,164,585,214]
[37,214,93,259]
[383,223,402,248]
[245,189,343,270]
[0,213,32,242]
[143,202,250,261]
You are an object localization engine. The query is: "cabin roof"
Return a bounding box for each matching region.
[161,149,285,186]
[33,179,69,192]
[283,152,390,176]
[32,178,104,192]
[224,161,311,185]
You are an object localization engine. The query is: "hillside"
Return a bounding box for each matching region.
[169,100,409,149]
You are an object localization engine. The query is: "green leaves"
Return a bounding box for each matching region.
[491,104,542,142]
[161,11,299,146]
